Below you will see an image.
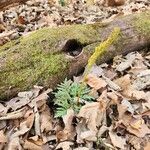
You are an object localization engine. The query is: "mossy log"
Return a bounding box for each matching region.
[0,11,150,100]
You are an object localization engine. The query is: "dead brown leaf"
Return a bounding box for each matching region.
[56,141,74,150]
[102,75,121,91]
[78,102,105,132]
[10,113,34,139]
[0,107,27,121]
[128,135,142,150]
[0,24,5,32]
[109,130,126,149]
[74,147,89,150]
[8,137,22,150]
[57,109,75,141]
[76,118,87,143]
[40,106,53,133]
[6,97,31,111]
[24,140,43,150]
[17,16,26,25]
[29,89,52,109]
[115,74,148,100]
[114,74,131,90]
[144,142,150,150]
[107,92,119,104]
[130,117,144,130]
[80,130,97,141]
[0,130,7,143]
[127,117,150,137]
[85,74,107,90]
[0,103,8,116]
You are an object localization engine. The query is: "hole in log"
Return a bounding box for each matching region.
[62,39,83,57]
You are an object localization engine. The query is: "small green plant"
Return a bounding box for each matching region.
[59,0,65,6]
[54,79,94,117]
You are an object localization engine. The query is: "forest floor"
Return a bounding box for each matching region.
[0,0,150,150]
[0,0,150,45]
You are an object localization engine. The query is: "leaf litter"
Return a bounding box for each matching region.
[0,50,149,149]
[0,1,150,149]
[0,0,150,45]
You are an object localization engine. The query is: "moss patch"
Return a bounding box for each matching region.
[133,11,150,37]
[20,23,102,53]
[0,23,103,99]
[0,53,68,97]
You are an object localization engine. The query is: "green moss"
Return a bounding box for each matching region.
[133,11,150,37]
[0,53,68,95]
[0,23,103,99]
[20,24,102,53]
[0,39,20,53]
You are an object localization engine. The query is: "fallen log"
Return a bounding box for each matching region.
[0,0,28,10]
[0,11,150,100]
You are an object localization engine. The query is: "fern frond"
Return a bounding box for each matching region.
[54,79,94,117]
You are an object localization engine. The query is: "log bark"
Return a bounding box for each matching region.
[0,0,28,10]
[0,11,150,100]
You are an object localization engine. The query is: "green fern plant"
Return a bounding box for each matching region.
[54,79,94,117]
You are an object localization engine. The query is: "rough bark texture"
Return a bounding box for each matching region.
[0,11,150,100]
[0,0,28,10]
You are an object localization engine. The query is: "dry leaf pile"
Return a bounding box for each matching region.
[0,0,150,45]
[0,50,150,150]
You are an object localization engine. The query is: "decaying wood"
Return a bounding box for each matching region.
[104,0,125,6]
[0,11,150,100]
[0,0,28,10]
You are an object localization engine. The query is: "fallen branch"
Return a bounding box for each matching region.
[0,0,28,10]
